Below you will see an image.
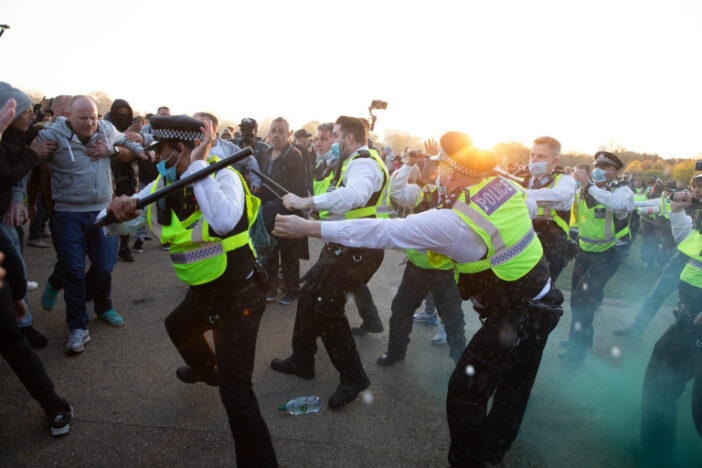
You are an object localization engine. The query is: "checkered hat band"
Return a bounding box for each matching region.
[153,128,205,142]
[439,150,491,178]
[596,154,617,167]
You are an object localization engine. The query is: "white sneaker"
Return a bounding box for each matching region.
[432,324,447,345]
[413,309,438,323]
[27,280,39,291]
[66,329,90,354]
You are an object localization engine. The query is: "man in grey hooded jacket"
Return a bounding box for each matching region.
[37,95,148,353]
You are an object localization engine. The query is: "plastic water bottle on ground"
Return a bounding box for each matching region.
[278,396,321,415]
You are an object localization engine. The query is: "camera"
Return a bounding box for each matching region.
[369,100,388,110]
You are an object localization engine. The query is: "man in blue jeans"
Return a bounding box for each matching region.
[37,95,148,353]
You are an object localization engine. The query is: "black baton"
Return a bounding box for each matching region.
[95,147,253,228]
[249,168,290,197]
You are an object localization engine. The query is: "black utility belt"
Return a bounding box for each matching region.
[191,270,257,298]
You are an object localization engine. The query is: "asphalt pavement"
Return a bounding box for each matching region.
[1,237,701,467]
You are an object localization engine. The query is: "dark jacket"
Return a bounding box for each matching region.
[258,143,307,205]
[106,99,137,196]
[0,127,41,215]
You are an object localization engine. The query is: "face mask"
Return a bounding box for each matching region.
[435,167,451,197]
[329,142,341,160]
[157,150,179,183]
[592,167,607,183]
[528,161,549,179]
[575,181,582,189]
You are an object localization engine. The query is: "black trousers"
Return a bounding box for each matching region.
[388,262,465,362]
[290,245,383,383]
[568,246,627,349]
[351,284,382,328]
[164,281,278,468]
[266,238,300,296]
[537,227,570,283]
[641,281,702,451]
[0,279,64,416]
[446,300,561,466]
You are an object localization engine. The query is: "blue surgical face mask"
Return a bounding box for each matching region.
[157,150,179,183]
[329,142,341,160]
[528,161,550,179]
[575,181,582,189]
[592,167,607,183]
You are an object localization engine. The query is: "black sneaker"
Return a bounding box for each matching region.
[118,246,135,262]
[176,366,219,386]
[376,352,405,367]
[270,357,314,380]
[328,377,370,409]
[48,400,73,436]
[161,243,170,251]
[278,293,298,306]
[132,239,144,253]
[20,325,48,349]
[351,322,384,336]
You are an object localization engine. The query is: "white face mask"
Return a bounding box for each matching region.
[528,161,550,179]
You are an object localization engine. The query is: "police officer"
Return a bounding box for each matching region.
[104,115,278,467]
[376,145,466,366]
[310,122,383,336]
[522,136,576,283]
[640,173,702,462]
[270,115,391,408]
[273,131,563,467]
[560,151,634,362]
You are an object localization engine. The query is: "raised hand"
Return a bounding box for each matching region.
[191,120,214,163]
[424,138,439,157]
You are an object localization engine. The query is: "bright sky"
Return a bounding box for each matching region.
[2,0,701,158]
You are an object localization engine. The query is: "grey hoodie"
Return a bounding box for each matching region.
[38,116,144,212]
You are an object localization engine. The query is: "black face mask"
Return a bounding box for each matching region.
[112,114,131,132]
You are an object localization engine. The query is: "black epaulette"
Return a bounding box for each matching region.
[354,150,371,159]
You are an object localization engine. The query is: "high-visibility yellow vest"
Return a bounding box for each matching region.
[576,184,631,252]
[678,228,702,288]
[406,187,454,271]
[531,173,571,235]
[317,148,392,220]
[146,157,260,286]
[450,176,543,281]
[659,196,672,219]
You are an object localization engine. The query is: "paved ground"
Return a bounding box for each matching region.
[1,237,701,467]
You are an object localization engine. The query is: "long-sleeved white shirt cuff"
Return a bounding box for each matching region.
[670,210,693,244]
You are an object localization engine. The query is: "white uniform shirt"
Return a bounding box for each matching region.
[670,209,693,244]
[587,182,635,221]
[313,145,385,215]
[102,160,245,237]
[389,163,424,210]
[526,173,576,212]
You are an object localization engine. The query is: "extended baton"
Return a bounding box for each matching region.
[249,168,290,197]
[94,147,253,228]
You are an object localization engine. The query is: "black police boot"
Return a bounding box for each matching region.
[270,357,314,380]
[328,376,371,409]
[376,351,405,367]
[351,321,384,336]
[176,366,219,386]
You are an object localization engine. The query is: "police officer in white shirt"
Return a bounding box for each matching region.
[523,136,576,282]
[273,131,563,467]
[270,116,391,409]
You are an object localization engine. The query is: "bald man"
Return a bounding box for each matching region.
[37,95,148,353]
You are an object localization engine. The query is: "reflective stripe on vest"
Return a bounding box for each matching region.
[451,176,543,281]
[146,160,259,285]
[319,149,391,220]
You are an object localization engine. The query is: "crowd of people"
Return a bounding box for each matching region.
[1,81,701,467]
